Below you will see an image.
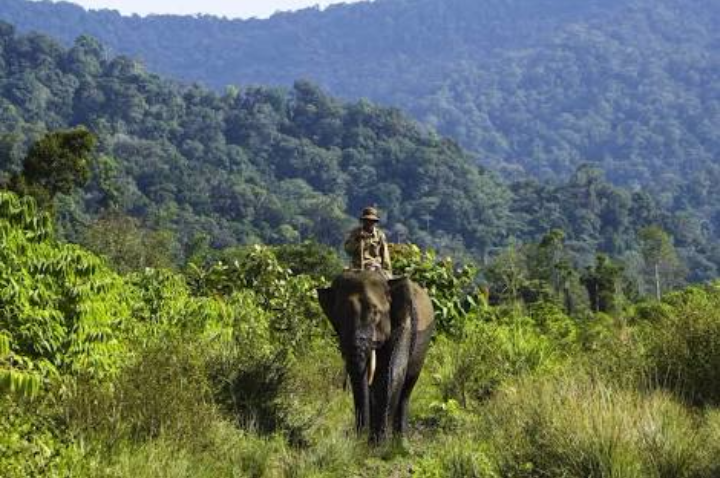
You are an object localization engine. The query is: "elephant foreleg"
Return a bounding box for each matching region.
[394,373,420,435]
[394,323,434,436]
[370,327,411,443]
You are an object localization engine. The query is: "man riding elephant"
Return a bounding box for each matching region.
[318,271,435,443]
[344,206,392,278]
[321,206,434,444]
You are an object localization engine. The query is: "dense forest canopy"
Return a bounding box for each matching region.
[0,22,508,255]
[0,0,718,189]
[0,23,717,282]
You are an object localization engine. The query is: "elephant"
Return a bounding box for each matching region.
[317,270,435,443]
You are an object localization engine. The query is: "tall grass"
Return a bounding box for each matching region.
[486,373,713,478]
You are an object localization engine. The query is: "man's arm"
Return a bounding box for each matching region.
[344,227,360,256]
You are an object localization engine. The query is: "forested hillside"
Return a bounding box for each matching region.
[0,24,717,281]
[0,22,509,255]
[1,0,718,189]
[5,5,720,476]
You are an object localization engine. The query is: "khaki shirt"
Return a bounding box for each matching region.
[344,226,392,273]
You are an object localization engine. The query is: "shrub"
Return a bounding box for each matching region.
[0,396,72,478]
[66,338,217,444]
[639,284,720,405]
[428,318,562,407]
[185,245,326,355]
[204,290,314,441]
[1,192,133,397]
[271,241,344,279]
[391,244,480,337]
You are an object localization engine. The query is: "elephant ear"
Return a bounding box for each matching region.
[389,277,413,329]
[317,287,340,335]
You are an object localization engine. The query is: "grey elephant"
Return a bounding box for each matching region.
[317,270,435,443]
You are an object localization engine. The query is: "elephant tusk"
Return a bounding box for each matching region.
[368,349,377,386]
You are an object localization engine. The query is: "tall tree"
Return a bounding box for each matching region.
[11,128,96,210]
[638,226,684,300]
[581,254,623,314]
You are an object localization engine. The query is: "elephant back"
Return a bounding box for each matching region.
[322,271,434,334]
[331,269,390,293]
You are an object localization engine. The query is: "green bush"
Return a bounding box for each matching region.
[639,284,720,405]
[428,318,563,407]
[0,396,72,478]
[392,244,480,337]
[0,192,133,397]
[203,290,312,440]
[186,245,326,354]
[66,339,217,444]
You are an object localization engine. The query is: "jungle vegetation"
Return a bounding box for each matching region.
[4,190,720,477]
[0,24,717,286]
[2,8,720,476]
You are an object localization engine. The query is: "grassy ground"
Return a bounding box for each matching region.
[8,330,720,478]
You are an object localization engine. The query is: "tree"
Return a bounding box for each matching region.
[638,226,684,300]
[81,212,178,272]
[12,128,96,209]
[581,254,623,314]
[528,229,580,313]
[486,242,529,307]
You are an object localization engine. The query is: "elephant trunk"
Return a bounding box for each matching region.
[349,363,370,434]
[346,338,373,433]
[344,327,378,435]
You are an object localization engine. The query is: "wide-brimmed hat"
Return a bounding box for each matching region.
[360,206,380,222]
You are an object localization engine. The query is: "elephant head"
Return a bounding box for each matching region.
[317,270,434,443]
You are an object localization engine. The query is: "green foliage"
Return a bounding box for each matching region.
[639,226,686,299]
[10,128,95,209]
[392,244,481,336]
[0,23,710,276]
[4,186,720,476]
[0,192,131,393]
[67,339,217,444]
[415,439,498,478]
[581,254,625,314]
[639,283,720,406]
[0,396,77,478]
[272,242,344,279]
[3,0,720,268]
[485,243,532,305]
[429,314,565,407]
[203,290,291,435]
[187,245,325,353]
[0,24,513,258]
[81,212,179,272]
